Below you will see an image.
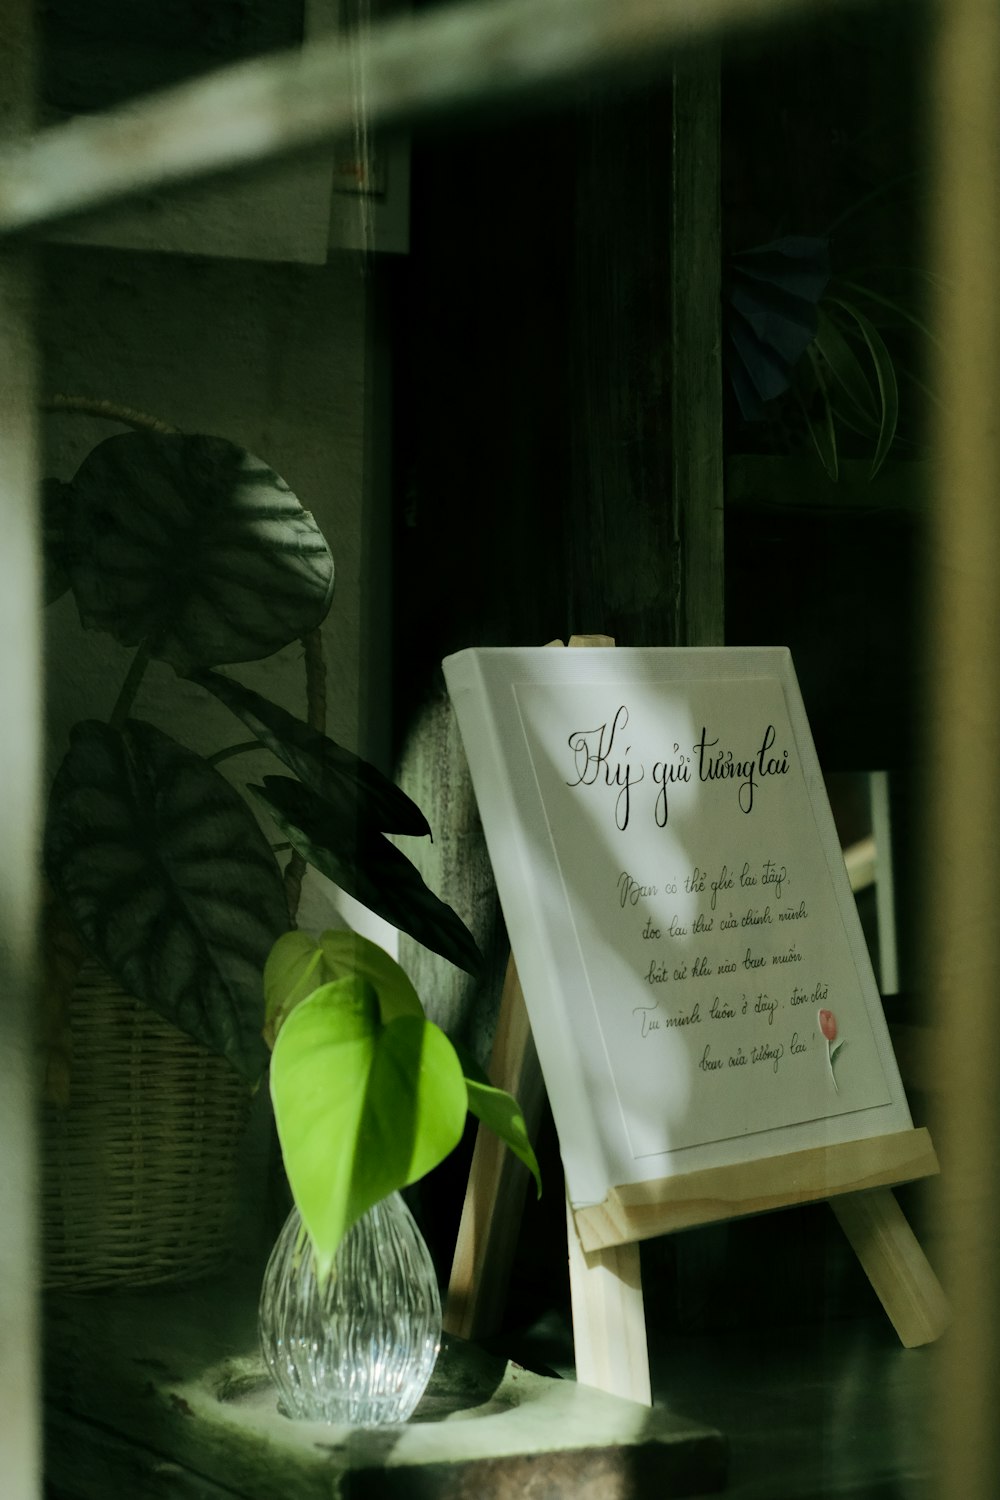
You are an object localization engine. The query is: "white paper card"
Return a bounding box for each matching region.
[444,647,912,1210]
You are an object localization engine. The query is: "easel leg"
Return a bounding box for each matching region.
[830,1187,949,1348]
[566,1196,652,1406]
[444,960,545,1339]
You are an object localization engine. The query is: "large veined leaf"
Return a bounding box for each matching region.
[194,669,430,836]
[44,718,290,1079]
[65,431,335,672]
[453,1041,542,1198]
[270,977,468,1280]
[262,928,423,1045]
[250,776,483,976]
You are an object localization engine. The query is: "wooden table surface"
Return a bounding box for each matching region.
[491,1302,938,1500]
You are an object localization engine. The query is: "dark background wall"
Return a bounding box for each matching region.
[386,0,935,1336]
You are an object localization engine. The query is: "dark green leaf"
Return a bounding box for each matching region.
[836,277,942,350]
[44,718,290,1079]
[193,669,430,836]
[813,304,878,430]
[800,349,839,481]
[827,297,900,479]
[250,776,483,976]
[66,431,335,671]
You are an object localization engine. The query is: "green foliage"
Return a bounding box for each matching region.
[798,290,900,481]
[263,928,422,1045]
[266,931,542,1279]
[44,427,480,1081]
[453,1040,542,1192]
[251,776,484,975]
[65,432,336,672]
[46,719,287,1080]
[194,670,431,838]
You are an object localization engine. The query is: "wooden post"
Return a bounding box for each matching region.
[928,2,1000,1494]
[0,9,42,1499]
[672,46,724,649]
[566,1200,650,1407]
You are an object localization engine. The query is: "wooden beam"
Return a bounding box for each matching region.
[927,1,1000,1495]
[0,13,42,1500]
[672,48,724,647]
[830,1189,949,1350]
[0,258,42,1500]
[573,1128,940,1250]
[566,1198,651,1407]
[0,0,864,240]
[568,84,678,644]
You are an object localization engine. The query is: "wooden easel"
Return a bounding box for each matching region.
[443,637,949,1405]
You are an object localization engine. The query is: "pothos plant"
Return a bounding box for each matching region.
[264,928,541,1281]
[41,400,481,1098]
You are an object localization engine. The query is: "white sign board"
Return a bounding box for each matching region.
[443,647,913,1211]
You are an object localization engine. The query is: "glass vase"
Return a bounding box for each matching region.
[258,1191,442,1426]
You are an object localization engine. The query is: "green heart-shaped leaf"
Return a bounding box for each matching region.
[66,431,335,671]
[454,1041,542,1198]
[270,976,467,1280]
[44,718,289,1079]
[317,931,424,1022]
[193,669,430,836]
[251,777,483,976]
[263,929,326,1047]
[263,928,423,1045]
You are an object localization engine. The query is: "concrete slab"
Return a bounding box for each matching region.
[44,1274,727,1499]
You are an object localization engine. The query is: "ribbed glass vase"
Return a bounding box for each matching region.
[258,1192,441,1426]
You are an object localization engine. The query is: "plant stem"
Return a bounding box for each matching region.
[42,394,179,435]
[109,641,153,730]
[46,393,174,737]
[208,740,267,767]
[303,627,328,735]
[283,627,328,922]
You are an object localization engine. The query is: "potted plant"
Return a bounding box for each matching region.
[257,926,540,1426]
[40,399,481,1289]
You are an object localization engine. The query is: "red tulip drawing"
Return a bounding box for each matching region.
[818,1008,844,1091]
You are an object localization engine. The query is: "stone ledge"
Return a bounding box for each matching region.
[44,1274,727,1499]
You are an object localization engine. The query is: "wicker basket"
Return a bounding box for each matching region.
[42,963,253,1291]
